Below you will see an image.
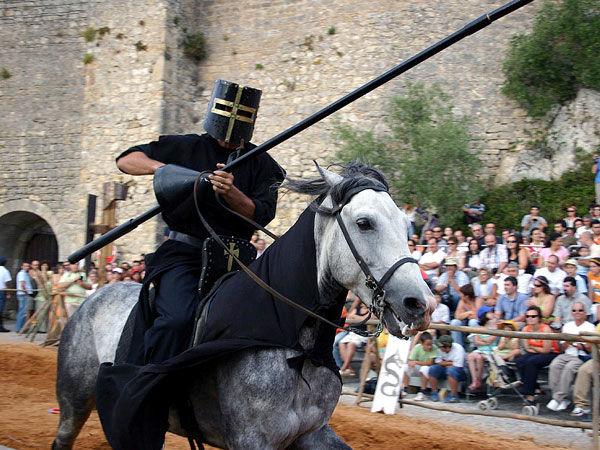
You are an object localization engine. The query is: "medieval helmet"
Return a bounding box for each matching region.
[204,79,261,145]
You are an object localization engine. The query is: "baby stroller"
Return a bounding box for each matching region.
[477,351,540,416]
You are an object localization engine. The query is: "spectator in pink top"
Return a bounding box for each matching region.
[539,232,569,265]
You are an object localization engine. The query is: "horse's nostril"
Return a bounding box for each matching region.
[403,296,422,312]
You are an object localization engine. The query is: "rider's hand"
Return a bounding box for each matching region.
[209,164,235,196]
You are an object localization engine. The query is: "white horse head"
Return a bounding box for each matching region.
[313,162,434,336]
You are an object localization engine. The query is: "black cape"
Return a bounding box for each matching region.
[96,207,346,449]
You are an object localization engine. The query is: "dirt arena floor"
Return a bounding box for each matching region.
[0,342,572,450]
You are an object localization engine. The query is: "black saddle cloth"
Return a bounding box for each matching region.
[96,207,346,450]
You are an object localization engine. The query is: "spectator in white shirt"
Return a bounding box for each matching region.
[532,255,566,295]
[418,238,446,282]
[479,234,508,275]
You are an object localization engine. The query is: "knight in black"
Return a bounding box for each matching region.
[115,80,285,364]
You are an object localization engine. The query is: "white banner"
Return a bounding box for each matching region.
[370,335,412,414]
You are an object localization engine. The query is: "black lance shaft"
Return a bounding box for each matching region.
[68,0,533,264]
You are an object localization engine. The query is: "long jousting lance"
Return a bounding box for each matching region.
[69,0,534,264]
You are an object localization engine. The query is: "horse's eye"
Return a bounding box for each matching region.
[356,218,373,231]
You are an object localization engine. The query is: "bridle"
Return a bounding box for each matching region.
[314,180,419,337]
[193,175,419,338]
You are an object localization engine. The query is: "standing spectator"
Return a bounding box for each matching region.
[86,270,100,296]
[460,238,482,275]
[521,206,548,243]
[539,233,569,265]
[547,302,595,412]
[594,153,600,205]
[449,284,479,347]
[403,332,438,401]
[562,260,588,296]
[59,262,91,317]
[479,234,508,275]
[402,203,416,237]
[15,261,34,332]
[435,258,469,314]
[563,205,580,229]
[515,306,559,405]
[463,199,485,225]
[527,276,556,320]
[0,256,11,332]
[533,255,566,295]
[110,267,124,283]
[570,323,600,416]
[418,238,446,281]
[495,276,528,326]
[428,335,466,403]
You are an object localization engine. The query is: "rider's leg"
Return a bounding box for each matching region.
[143,263,202,364]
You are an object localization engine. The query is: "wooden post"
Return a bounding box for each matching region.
[593,343,599,450]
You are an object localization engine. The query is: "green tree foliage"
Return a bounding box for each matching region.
[334,83,483,227]
[502,0,600,117]
[482,153,595,230]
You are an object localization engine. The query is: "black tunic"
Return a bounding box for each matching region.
[117,133,285,240]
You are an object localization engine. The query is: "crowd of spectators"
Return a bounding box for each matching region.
[338,201,600,416]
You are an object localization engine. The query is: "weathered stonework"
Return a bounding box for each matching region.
[1,0,596,264]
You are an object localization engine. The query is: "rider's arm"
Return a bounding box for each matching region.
[116,151,165,175]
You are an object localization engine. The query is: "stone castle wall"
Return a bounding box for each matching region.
[4,0,597,263]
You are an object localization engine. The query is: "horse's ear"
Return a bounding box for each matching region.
[313,160,343,187]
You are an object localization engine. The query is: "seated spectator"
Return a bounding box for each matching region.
[506,235,535,275]
[563,227,578,248]
[515,306,559,404]
[587,257,600,311]
[85,270,99,297]
[562,259,588,295]
[109,267,124,284]
[527,228,546,269]
[420,229,433,246]
[495,276,528,326]
[546,302,595,412]
[479,234,508,275]
[460,238,482,275]
[463,199,485,225]
[467,312,499,391]
[450,284,479,348]
[432,227,447,248]
[563,206,580,229]
[576,216,592,240]
[428,335,466,403]
[521,206,548,243]
[533,255,566,295]
[403,331,438,401]
[492,262,532,298]
[469,223,485,248]
[527,276,556,321]
[539,232,569,265]
[471,268,494,302]
[444,236,461,260]
[435,257,469,314]
[570,323,600,416]
[338,299,370,377]
[407,239,422,261]
[494,320,520,361]
[429,294,450,334]
[130,267,143,283]
[419,238,446,281]
[552,277,592,327]
[454,230,468,253]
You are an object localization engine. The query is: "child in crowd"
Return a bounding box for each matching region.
[403,332,438,401]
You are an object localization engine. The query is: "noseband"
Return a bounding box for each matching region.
[316,180,419,336]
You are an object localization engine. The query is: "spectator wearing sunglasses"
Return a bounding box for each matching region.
[546,302,595,412]
[515,306,560,405]
[563,206,580,229]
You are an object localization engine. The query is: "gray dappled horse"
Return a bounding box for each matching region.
[53,165,434,449]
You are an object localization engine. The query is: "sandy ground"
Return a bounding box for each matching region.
[0,341,577,450]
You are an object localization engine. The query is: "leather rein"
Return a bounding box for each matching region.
[192,174,418,338]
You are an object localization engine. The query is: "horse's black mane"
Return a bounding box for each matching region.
[284,161,389,205]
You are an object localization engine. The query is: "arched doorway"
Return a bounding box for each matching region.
[0,211,59,273]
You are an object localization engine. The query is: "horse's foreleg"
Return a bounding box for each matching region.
[288,424,351,450]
